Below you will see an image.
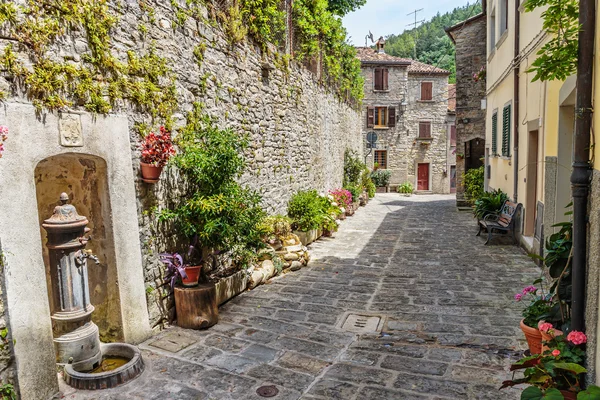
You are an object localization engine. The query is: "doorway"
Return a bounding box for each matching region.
[524,130,539,236]
[417,163,430,191]
[450,165,457,193]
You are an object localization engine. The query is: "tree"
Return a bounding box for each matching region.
[327,0,366,16]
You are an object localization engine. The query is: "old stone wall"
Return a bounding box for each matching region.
[361,66,450,192]
[451,15,487,205]
[0,1,362,334]
[0,244,16,398]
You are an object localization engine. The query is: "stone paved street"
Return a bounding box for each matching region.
[61,194,539,400]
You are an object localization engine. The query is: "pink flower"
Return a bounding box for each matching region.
[522,285,537,295]
[538,322,553,333]
[0,125,7,141]
[514,293,523,301]
[552,349,561,357]
[567,331,587,345]
[514,293,522,301]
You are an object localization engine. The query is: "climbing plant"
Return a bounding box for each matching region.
[523,0,579,82]
[0,0,177,120]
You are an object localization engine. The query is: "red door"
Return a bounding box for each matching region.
[417,163,429,191]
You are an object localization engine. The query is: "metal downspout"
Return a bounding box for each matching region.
[571,0,595,332]
[513,0,520,203]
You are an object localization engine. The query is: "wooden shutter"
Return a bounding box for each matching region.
[374,68,382,91]
[450,124,456,146]
[421,82,433,100]
[502,105,511,156]
[491,112,498,155]
[419,122,431,138]
[383,68,389,90]
[367,106,374,128]
[388,106,396,127]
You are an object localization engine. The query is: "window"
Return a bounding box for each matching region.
[491,112,498,155]
[374,150,387,169]
[375,107,387,127]
[502,104,511,157]
[419,121,432,138]
[500,0,508,36]
[374,68,389,91]
[367,106,396,128]
[490,10,496,51]
[450,124,456,146]
[420,82,433,101]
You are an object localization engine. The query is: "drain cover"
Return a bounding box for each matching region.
[257,385,279,397]
[341,314,382,333]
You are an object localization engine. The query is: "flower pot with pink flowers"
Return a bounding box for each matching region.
[515,284,554,354]
[140,126,175,183]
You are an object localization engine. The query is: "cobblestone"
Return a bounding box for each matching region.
[60,194,537,399]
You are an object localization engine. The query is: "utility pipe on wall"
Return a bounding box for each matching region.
[513,0,520,203]
[571,0,595,332]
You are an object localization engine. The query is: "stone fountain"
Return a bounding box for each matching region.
[42,193,144,390]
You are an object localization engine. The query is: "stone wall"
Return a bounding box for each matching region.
[450,15,487,206]
[0,1,362,335]
[0,243,16,398]
[360,65,450,192]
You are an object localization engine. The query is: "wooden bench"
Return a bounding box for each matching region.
[476,201,522,245]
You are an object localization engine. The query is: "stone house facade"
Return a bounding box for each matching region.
[357,41,452,193]
[446,14,488,207]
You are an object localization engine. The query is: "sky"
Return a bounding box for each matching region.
[342,0,475,46]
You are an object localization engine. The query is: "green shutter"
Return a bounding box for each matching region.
[491,113,498,155]
[502,105,511,157]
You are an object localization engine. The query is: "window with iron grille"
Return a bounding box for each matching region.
[374,150,387,169]
[491,112,498,155]
[502,105,511,157]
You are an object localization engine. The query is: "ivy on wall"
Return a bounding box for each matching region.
[0,0,177,120]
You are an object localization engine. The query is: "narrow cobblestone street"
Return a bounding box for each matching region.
[63,194,540,400]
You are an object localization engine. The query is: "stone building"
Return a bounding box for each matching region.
[357,39,452,193]
[0,2,362,399]
[446,13,487,207]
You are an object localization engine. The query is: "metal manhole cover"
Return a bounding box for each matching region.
[257,385,279,397]
[341,314,382,333]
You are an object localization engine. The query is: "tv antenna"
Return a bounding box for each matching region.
[406,9,425,59]
[364,31,374,47]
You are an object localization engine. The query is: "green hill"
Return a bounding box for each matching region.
[385,2,483,83]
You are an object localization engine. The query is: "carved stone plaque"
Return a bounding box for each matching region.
[59,114,83,147]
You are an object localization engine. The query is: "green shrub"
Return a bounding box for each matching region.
[287,190,325,231]
[343,185,361,203]
[397,182,414,194]
[258,215,292,239]
[159,104,265,267]
[370,169,391,187]
[473,189,508,220]
[463,166,485,202]
[366,181,376,198]
[343,149,365,187]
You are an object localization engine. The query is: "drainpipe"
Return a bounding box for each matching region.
[570,0,595,332]
[513,0,520,203]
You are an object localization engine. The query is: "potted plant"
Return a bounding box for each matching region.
[397,181,414,196]
[159,241,204,287]
[370,169,391,193]
[500,330,588,399]
[330,188,352,218]
[140,126,175,183]
[515,284,553,355]
[473,189,508,221]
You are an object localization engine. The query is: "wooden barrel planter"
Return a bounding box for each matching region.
[175,283,219,330]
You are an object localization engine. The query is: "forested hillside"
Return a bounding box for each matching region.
[385,2,483,82]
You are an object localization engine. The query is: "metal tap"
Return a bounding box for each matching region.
[75,250,100,267]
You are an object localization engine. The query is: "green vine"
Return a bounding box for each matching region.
[524,0,579,82]
[0,0,177,119]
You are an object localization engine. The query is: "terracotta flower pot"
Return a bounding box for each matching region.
[560,390,577,400]
[140,162,163,183]
[182,266,201,287]
[520,319,543,354]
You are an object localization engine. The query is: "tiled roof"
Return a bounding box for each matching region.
[355,47,449,74]
[355,47,412,65]
[447,84,456,112]
[407,60,450,75]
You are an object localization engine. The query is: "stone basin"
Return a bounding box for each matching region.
[63,343,144,390]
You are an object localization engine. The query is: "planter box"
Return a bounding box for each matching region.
[215,270,249,305]
[376,186,389,193]
[293,229,319,246]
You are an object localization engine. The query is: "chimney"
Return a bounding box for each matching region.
[376,36,386,54]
